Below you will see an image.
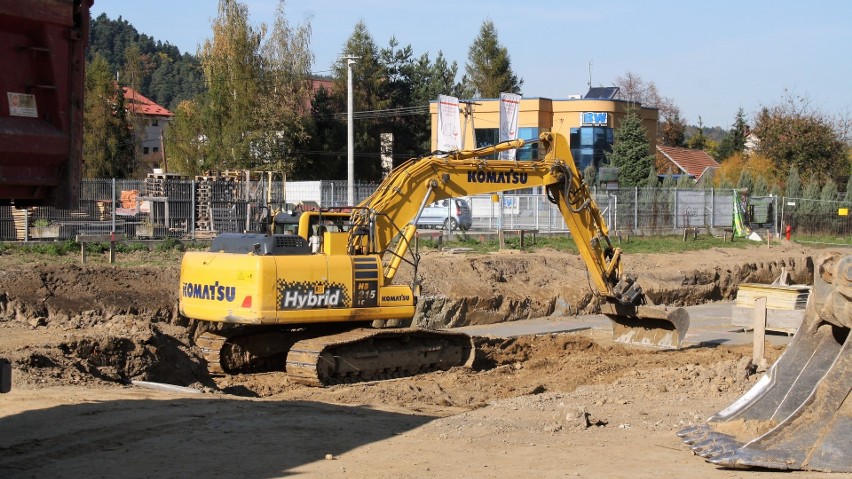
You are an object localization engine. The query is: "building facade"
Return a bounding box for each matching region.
[429,93,658,172]
[123,86,173,172]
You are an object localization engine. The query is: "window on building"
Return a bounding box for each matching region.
[516,127,540,160]
[473,127,540,160]
[152,119,159,127]
[153,147,159,153]
[569,127,613,171]
[143,147,149,154]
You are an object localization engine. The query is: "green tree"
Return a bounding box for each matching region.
[298,85,346,179]
[464,20,522,98]
[83,54,134,178]
[329,22,390,181]
[715,108,748,161]
[165,100,208,175]
[89,13,204,110]
[785,166,801,198]
[122,44,145,165]
[254,0,314,172]
[752,91,846,181]
[686,117,708,150]
[198,0,265,170]
[606,109,655,187]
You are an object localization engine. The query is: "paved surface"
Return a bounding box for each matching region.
[457,301,796,347]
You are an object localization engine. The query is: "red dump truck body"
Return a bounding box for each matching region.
[0,0,92,208]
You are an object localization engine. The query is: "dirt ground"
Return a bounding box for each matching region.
[1,241,850,478]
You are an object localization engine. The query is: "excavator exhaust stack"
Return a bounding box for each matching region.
[678,253,851,472]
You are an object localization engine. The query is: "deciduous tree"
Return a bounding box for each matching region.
[198,0,265,170]
[752,91,846,181]
[254,0,314,173]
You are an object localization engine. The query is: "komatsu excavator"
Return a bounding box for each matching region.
[179,132,689,386]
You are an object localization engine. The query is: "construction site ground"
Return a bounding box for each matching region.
[1,241,850,478]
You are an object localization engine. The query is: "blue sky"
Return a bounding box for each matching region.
[91,0,851,129]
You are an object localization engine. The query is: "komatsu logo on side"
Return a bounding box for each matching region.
[381,294,411,302]
[467,170,528,184]
[182,281,236,302]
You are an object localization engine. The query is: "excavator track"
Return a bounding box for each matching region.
[286,328,474,386]
[196,330,227,376]
[196,327,306,376]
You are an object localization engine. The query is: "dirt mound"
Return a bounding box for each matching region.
[0,242,823,396]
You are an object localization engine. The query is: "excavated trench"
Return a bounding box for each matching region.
[0,249,818,389]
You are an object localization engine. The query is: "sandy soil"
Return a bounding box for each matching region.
[0,241,849,478]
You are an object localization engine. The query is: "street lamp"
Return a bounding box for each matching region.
[343,55,359,205]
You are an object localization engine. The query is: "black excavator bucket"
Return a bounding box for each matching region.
[677,252,851,472]
[602,303,690,349]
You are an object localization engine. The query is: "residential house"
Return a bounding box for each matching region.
[123,86,173,172]
[656,145,720,183]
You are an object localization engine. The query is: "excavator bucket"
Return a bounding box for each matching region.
[602,303,690,349]
[677,252,851,472]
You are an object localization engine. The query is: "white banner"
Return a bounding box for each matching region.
[498,92,521,160]
[436,94,461,151]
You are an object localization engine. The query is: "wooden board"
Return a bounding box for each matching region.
[735,283,810,310]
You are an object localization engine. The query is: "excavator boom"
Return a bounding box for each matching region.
[349,132,689,348]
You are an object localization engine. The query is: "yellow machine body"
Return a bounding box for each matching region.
[179,232,414,326]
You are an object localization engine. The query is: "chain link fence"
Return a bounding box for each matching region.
[7,176,837,242]
[781,197,852,245]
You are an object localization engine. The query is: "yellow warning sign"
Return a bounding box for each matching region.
[839,208,849,216]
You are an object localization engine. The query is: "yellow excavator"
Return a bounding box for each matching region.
[179,132,689,386]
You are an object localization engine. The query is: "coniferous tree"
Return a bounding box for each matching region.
[785,166,801,198]
[716,108,749,161]
[606,109,655,187]
[330,21,388,181]
[464,20,522,98]
[83,54,134,178]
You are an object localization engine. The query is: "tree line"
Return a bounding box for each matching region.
[84,0,849,195]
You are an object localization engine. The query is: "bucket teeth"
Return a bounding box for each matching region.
[679,253,852,473]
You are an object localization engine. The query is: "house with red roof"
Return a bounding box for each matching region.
[122,86,173,171]
[656,145,720,182]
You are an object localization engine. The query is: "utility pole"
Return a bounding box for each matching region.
[459,100,480,150]
[588,60,593,89]
[343,55,359,205]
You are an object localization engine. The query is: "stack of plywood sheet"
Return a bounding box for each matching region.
[731,283,811,334]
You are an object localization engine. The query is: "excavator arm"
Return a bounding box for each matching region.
[350,132,689,348]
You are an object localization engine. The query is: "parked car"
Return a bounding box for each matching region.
[415,198,472,231]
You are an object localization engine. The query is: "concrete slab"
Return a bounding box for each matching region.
[455,302,795,348]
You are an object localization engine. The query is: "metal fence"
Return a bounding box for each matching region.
[6,176,846,243]
[781,197,852,245]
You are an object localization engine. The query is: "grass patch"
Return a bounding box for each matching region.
[791,235,852,247]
